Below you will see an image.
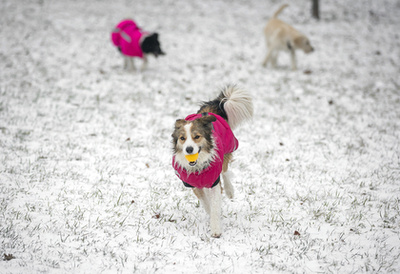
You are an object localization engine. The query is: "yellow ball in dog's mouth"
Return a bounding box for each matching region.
[185,153,199,162]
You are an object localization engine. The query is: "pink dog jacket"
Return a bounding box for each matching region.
[111,19,147,58]
[172,113,239,189]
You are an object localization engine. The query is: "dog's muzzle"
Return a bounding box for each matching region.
[185,147,201,166]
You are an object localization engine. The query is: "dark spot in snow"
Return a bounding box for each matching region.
[279,142,284,146]
[294,231,300,236]
[3,254,15,261]
[328,99,334,105]
[285,159,290,161]
[125,137,131,141]
[303,69,312,74]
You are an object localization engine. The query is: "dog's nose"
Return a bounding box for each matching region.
[186,146,194,154]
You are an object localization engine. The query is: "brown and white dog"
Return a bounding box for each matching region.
[262,4,314,70]
[172,85,253,238]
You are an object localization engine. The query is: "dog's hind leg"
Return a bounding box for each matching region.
[271,51,279,68]
[128,57,135,71]
[262,48,273,67]
[207,183,222,238]
[222,171,234,199]
[222,154,234,199]
[140,55,148,71]
[193,188,210,215]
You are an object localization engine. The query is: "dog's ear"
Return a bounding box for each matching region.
[197,115,217,126]
[172,119,186,141]
[294,36,314,53]
[293,36,305,48]
[153,32,159,39]
[174,119,187,129]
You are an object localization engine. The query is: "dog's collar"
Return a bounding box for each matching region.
[181,175,220,188]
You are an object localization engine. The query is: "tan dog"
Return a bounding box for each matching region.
[262,4,314,70]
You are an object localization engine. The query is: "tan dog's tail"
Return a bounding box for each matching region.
[272,4,288,18]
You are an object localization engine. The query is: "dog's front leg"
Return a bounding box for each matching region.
[123,56,128,70]
[128,57,135,71]
[290,49,297,70]
[124,56,135,71]
[208,183,222,238]
[271,51,278,68]
[193,188,210,214]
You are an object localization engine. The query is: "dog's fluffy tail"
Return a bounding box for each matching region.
[272,4,288,18]
[221,85,253,130]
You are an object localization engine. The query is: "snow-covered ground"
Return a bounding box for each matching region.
[1,0,399,273]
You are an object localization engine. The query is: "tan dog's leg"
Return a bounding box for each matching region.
[193,188,210,214]
[290,49,297,70]
[262,48,274,67]
[263,47,280,68]
[207,183,222,238]
[272,50,280,67]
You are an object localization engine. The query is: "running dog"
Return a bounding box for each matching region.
[262,4,314,70]
[172,85,253,238]
[111,19,165,71]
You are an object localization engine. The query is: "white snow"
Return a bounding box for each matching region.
[1,0,399,273]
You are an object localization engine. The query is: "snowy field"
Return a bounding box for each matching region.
[1,0,400,273]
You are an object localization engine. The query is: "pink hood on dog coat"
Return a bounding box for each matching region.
[172,113,239,189]
[111,19,147,58]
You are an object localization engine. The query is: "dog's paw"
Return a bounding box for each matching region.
[224,182,234,199]
[211,232,221,238]
[225,187,234,199]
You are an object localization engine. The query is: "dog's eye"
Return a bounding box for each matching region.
[194,135,200,140]
[180,136,186,141]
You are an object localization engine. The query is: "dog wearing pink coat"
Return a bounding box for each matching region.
[172,85,253,238]
[111,19,165,71]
